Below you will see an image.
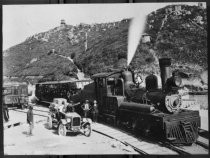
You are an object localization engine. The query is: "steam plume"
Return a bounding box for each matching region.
[127,15,146,66]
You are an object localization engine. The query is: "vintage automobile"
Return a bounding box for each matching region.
[47,98,92,137]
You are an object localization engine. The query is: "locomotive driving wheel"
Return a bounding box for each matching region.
[58,123,67,136]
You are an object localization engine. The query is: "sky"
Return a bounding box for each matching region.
[2,2,205,50]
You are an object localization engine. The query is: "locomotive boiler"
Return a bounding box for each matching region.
[73,58,200,145]
[122,58,184,114]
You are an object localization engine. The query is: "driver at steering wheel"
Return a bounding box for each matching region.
[64,101,74,113]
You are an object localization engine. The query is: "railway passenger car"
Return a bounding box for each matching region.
[35,80,92,103]
[3,82,28,109]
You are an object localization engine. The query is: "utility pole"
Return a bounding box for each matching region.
[85,32,88,52]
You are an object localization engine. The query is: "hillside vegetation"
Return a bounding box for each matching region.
[3,4,207,83]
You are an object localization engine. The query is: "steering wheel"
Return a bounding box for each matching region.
[129,84,136,89]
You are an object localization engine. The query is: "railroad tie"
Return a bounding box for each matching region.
[4,122,23,130]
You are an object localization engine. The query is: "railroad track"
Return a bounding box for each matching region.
[196,128,209,150]
[7,104,209,155]
[4,107,48,130]
[92,122,209,155]
[12,108,49,118]
[198,128,209,139]
[92,123,178,155]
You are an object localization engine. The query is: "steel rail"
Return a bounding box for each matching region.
[196,140,209,150]
[12,109,48,118]
[92,129,149,155]
[32,108,49,113]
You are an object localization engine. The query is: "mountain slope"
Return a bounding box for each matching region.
[3,4,207,82]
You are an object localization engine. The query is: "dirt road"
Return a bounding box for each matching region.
[4,107,138,155]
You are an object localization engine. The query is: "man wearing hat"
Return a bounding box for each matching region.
[65,101,80,113]
[92,100,98,123]
[81,100,91,118]
[27,105,34,136]
[65,101,74,113]
[2,93,9,122]
[164,69,182,94]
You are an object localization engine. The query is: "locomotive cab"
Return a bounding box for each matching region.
[92,70,126,125]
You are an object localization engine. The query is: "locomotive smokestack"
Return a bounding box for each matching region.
[159,58,171,88]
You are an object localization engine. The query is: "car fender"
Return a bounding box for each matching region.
[81,121,91,128]
[82,118,92,124]
[60,119,67,125]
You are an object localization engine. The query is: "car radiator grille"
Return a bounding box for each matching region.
[73,117,80,126]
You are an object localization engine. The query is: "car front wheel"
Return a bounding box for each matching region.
[58,123,67,136]
[83,124,91,137]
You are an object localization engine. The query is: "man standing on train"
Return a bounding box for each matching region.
[164,70,182,94]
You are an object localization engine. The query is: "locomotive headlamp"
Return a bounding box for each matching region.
[150,106,155,112]
[174,77,182,87]
[67,118,71,123]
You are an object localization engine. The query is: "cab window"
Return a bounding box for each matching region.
[21,88,28,95]
[13,88,18,95]
[98,78,105,88]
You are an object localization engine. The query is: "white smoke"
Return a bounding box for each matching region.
[127,15,147,66]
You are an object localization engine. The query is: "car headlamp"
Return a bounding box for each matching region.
[67,118,71,123]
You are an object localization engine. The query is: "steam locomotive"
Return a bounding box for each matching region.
[35,57,200,145]
[74,58,200,145]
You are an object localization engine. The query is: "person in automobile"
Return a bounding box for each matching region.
[54,101,66,121]
[63,100,80,113]
[65,101,74,113]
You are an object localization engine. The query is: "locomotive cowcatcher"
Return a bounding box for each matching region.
[76,58,200,145]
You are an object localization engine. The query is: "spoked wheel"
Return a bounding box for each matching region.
[47,116,52,129]
[83,124,91,137]
[58,123,67,136]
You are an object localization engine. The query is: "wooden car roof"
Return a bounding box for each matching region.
[36,79,92,85]
[91,70,122,79]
